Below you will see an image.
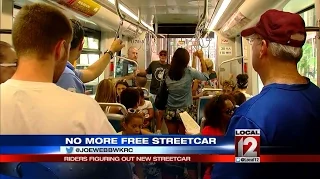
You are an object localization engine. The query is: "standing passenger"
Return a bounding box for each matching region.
[211,9,320,178]
[141,50,170,100]
[56,19,124,93]
[164,49,208,134]
[140,50,170,133]
[0,3,116,134]
[0,41,17,84]
[236,74,252,100]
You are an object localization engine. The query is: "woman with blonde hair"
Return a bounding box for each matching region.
[95,79,119,113]
[192,56,217,99]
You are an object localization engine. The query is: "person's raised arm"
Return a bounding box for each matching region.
[80,39,125,83]
[192,51,197,68]
[190,50,209,81]
[197,50,207,73]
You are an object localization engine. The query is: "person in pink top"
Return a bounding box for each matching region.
[201,94,236,179]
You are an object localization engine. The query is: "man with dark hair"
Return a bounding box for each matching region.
[0,3,116,134]
[140,50,169,99]
[56,19,124,93]
[211,9,320,178]
[139,50,170,134]
[135,72,147,88]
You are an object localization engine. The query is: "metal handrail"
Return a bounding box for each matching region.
[202,88,222,93]
[195,0,208,39]
[115,56,139,67]
[98,102,128,114]
[217,56,244,88]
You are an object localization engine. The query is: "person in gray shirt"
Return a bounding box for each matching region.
[141,50,170,99]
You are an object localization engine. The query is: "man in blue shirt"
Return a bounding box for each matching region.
[56,19,124,93]
[211,9,320,178]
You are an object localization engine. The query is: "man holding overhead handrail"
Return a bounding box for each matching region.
[211,9,320,179]
[56,19,124,93]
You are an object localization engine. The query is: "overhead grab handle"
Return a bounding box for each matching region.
[112,0,156,37]
[115,0,125,21]
[195,0,208,39]
[114,20,124,40]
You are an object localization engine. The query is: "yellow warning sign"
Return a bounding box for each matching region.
[59,0,101,17]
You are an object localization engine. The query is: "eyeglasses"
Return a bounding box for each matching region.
[127,108,149,118]
[0,63,17,67]
[247,37,262,45]
[159,54,167,56]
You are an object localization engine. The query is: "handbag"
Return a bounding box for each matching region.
[155,71,168,110]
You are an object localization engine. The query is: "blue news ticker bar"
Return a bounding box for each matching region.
[0,135,234,146]
[0,146,234,154]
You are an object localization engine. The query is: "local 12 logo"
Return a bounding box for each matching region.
[235,129,260,157]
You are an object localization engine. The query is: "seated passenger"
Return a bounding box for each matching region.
[231,90,246,106]
[56,19,124,93]
[95,79,121,114]
[118,113,152,179]
[236,74,252,100]
[115,80,129,103]
[0,3,115,134]
[202,94,235,179]
[120,87,140,110]
[137,88,154,132]
[222,80,235,95]
[0,41,17,84]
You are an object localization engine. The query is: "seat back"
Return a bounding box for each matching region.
[98,103,127,132]
[106,114,125,132]
[202,88,222,96]
[141,87,150,97]
[196,96,212,125]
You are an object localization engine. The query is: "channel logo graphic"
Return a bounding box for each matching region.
[235,129,260,163]
[66,147,74,154]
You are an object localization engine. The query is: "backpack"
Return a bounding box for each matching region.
[154,71,168,110]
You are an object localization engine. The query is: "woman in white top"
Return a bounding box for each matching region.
[236,74,252,100]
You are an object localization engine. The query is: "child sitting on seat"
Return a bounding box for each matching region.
[137,88,154,132]
[120,88,152,135]
[118,113,161,179]
[118,113,150,179]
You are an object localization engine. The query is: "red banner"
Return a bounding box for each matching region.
[1,154,320,163]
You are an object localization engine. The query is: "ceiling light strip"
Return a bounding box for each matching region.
[107,0,153,31]
[208,0,232,31]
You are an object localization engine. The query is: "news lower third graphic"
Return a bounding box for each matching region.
[66,147,73,154]
[235,129,260,163]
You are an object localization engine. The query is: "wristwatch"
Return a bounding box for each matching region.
[104,50,114,59]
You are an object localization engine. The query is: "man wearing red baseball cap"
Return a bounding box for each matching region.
[211,9,320,178]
